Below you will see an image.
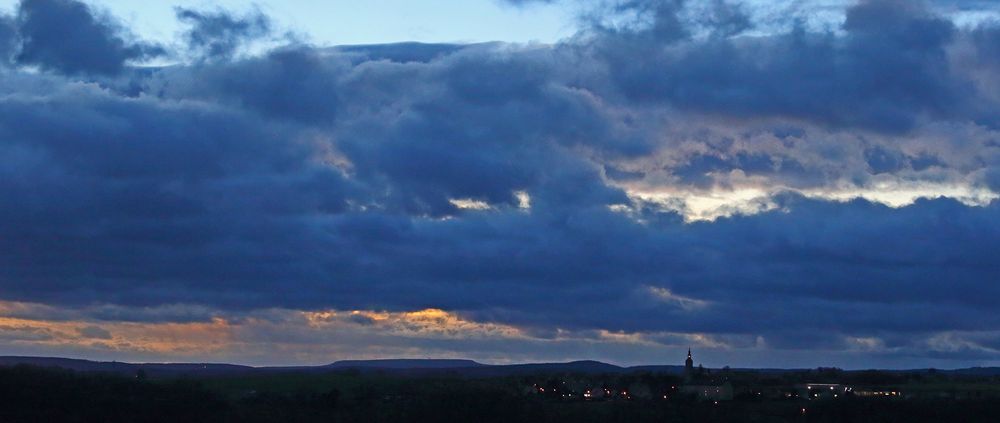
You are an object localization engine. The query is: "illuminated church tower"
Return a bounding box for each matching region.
[684,348,694,374]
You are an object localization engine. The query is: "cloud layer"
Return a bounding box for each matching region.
[1,0,1000,367]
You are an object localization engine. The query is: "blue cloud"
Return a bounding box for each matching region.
[0,14,15,63]
[176,6,272,61]
[14,0,163,75]
[593,0,970,132]
[1,0,1000,365]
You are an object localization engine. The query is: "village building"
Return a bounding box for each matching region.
[796,383,852,399]
[679,348,735,401]
[679,383,735,401]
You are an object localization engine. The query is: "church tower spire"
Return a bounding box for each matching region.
[685,347,694,373]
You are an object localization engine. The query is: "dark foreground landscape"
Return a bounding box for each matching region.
[2,357,1000,422]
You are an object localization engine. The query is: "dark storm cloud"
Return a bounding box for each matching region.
[972,21,1000,65]
[2,0,1000,363]
[592,0,968,132]
[14,0,163,75]
[157,47,345,124]
[701,0,753,38]
[671,151,808,188]
[0,14,16,63]
[603,0,690,42]
[176,6,272,60]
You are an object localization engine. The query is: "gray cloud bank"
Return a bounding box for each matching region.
[1,0,1000,366]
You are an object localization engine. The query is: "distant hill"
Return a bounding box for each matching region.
[0,356,253,376]
[0,356,136,372]
[0,357,631,377]
[492,360,624,374]
[323,359,626,377]
[2,356,998,378]
[627,365,686,375]
[940,367,1000,376]
[327,359,485,369]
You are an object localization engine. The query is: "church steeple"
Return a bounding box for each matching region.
[685,348,694,372]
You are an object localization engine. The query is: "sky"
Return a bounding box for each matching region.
[1,0,1000,369]
[0,0,579,45]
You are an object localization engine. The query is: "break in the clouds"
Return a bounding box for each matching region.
[1,0,1000,368]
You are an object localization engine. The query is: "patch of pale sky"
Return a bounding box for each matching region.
[1,0,998,48]
[0,0,578,45]
[626,182,998,222]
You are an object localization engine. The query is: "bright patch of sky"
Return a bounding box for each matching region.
[0,0,578,45]
[1,0,995,47]
[621,180,998,223]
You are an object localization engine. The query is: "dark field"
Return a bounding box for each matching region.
[2,364,1000,422]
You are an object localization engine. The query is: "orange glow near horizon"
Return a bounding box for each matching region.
[0,300,807,366]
